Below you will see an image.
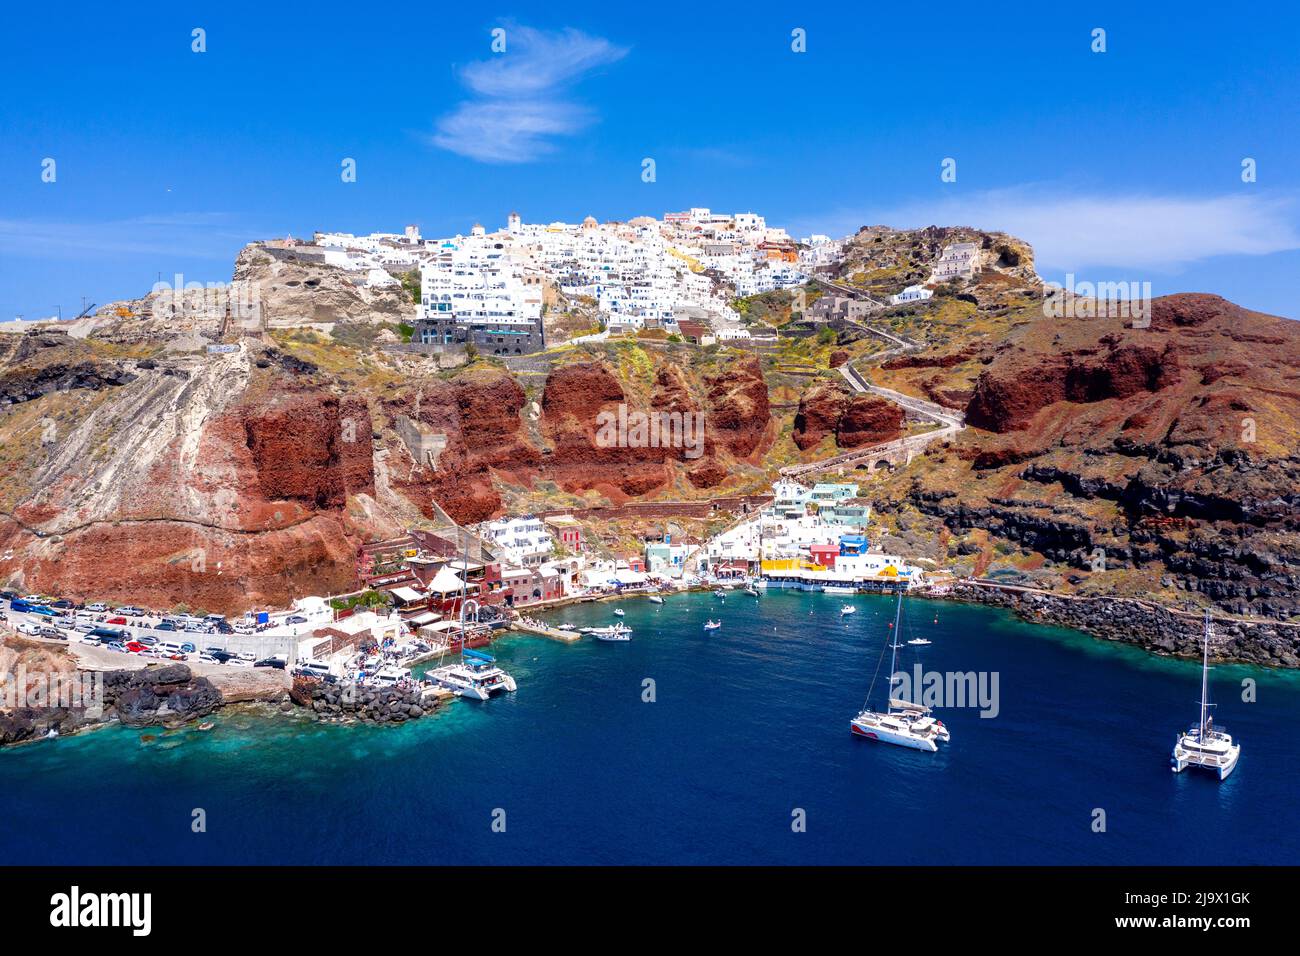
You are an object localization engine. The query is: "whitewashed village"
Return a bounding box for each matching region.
[3,206,976,717]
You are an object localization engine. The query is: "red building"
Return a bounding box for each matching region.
[544,515,585,553]
[809,544,839,569]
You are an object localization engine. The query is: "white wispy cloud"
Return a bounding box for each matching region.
[0,213,247,259]
[432,25,627,164]
[801,188,1300,274]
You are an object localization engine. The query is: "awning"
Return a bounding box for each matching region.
[426,566,467,594]
[406,610,441,626]
[422,620,461,632]
[390,586,424,603]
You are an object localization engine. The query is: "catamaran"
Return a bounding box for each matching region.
[426,537,517,701]
[1171,611,1240,780]
[428,648,518,700]
[850,590,950,752]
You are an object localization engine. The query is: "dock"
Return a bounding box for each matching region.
[510,621,582,643]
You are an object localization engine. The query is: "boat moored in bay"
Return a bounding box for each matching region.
[1171,611,1240,780]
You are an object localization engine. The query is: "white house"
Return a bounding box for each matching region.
[480,516,554,568]
[890,284,934,305]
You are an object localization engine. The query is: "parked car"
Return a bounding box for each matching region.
[107,642,127,653]
[254,657,286,669]
[294,660,331,679]
[208,650,235,664]
[286,615,308,625]
[37,626,64,639]
[85,603,108,613]
[137,636,158,647]
[225,656,253,668]
[14,621,41,636]
[125,641,147,654]
[51,599,74,609]
[106,617,127,626]
[179,642,196,654]
[72,622,96,634]
[156,621,177,631]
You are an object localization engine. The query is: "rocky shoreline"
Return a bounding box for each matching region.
[0,658,454,747]
[0,663,224,746]
[288,675,441,723]
[947,584,1300,667]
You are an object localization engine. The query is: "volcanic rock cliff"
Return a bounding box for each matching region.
[0,325,778,612]
[871,293,1300,618]
[3,231,1297,625]
[793,383,905,451]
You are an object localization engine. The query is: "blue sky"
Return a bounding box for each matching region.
[2,2,1298,319]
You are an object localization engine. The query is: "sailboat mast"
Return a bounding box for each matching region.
[1200,609,1210,736]
[459,527,468,660]
[886,588,903,713]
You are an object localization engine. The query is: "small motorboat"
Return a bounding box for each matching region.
[703,619,722,631]
[744,587,759,597]
[648,595,664,605]
[840,605,856,616]
[591,623,631,642]
[907,638,931,646]
[613,608,625,617]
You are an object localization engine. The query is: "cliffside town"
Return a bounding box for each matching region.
[1,210,1297,630]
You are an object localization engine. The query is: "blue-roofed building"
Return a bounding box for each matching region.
[839,534,868,556]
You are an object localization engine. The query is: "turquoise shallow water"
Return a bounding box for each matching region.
[2,591,1298,864]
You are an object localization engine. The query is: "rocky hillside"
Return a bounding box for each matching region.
[863,293,1300,619]
[833,224,1038,304]
[0,320,791,613]
[3,227,1297,624]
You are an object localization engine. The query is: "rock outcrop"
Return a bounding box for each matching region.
[793,383,904,450]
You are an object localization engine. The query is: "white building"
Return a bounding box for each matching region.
[890,284,934,305]
[932,242,980,282]
[480,516,554,568]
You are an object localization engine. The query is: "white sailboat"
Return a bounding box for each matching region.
[850,590,950,752]
[1171,611,1240,780]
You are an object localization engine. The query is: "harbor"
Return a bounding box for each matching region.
[4,589,1299,866]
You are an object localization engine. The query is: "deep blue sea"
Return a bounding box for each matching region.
[3,591,1298,865]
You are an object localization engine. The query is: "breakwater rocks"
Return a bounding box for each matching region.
[289,676,438,724]
[954,585,1300,667]
[0,664,222,746]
